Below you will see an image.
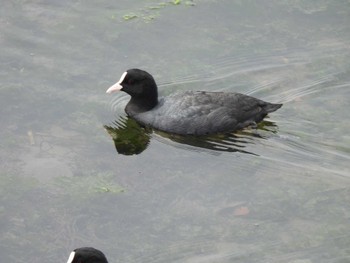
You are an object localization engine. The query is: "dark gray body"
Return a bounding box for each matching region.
[126,90,282,135]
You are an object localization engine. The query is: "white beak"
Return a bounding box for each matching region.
[106,71,127,94]
[106,82,122,94]
[66,251,76,263]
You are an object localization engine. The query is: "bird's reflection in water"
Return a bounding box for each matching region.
[104,116,279,155]
[104,116,151,155]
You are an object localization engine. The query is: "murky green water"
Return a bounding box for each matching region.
[1,1,350,262]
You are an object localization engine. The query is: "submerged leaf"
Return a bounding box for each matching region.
[233,206,250,216]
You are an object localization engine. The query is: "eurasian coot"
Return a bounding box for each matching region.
[66,247,108,263]
[106,69,282,135]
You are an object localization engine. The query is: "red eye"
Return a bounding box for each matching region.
[128,79,134,85]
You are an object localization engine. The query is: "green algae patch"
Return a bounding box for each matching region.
[121,0,195,22]
[123,13,138,21]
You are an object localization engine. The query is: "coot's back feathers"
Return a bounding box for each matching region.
[106,69,282,135]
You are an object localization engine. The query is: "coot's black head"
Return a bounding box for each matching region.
[106,69,158,111]
[66,247,108,263]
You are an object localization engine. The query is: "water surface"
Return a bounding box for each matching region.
[1,1,350,262]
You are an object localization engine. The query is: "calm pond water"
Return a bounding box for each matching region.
[1,1,350,262]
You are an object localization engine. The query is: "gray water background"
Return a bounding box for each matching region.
[1,1,350,262]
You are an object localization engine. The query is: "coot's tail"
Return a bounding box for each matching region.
[264,103,283,113]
